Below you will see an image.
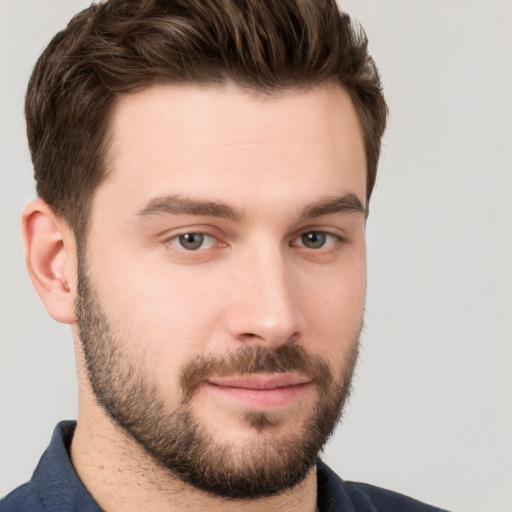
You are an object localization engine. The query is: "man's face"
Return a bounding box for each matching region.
[76,83,367,498]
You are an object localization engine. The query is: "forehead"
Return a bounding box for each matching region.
[110,82,363,143]
[99,82,366,217]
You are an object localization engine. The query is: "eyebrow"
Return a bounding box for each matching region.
[135,192,366,223]
[135,194,246,222]
[299,193,367,220]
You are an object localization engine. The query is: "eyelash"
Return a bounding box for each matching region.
[167,232,220,251]
[165,230,344,252]
[291,231,342,250]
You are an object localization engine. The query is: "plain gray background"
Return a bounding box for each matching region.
[1,1,511,511]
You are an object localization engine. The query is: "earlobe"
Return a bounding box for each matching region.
[22,199,77,324]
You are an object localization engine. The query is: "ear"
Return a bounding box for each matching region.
[22,199,78,324]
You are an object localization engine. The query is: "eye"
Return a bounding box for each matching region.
[293,231,340,249]
[169,233,217,251]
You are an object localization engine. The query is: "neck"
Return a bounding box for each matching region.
[70,406,319,512]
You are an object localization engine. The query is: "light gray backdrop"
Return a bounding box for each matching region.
[1,1,511,511]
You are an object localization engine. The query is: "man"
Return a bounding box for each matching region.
[0,0,448,510]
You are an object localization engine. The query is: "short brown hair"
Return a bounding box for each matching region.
[26,0,387,239]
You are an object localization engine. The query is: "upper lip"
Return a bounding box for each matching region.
[206,374,311,390]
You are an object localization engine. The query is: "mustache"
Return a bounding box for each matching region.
[179,344,334,404]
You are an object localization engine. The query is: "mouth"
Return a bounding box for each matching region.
[203,374,313,409]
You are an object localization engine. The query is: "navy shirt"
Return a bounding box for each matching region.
[1,421,449,511]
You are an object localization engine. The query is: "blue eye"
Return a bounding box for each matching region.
[171,233,216,251]
[294,231,340,249]
[301,232,326,248]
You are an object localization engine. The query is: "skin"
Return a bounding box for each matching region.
[22,82,367,511]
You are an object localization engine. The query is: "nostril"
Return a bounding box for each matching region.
[239,332,261,342]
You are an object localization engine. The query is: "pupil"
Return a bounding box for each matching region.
[179,233,204,250]
[302,232,326,248]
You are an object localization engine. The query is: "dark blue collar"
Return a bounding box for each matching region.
[30,421,102,511]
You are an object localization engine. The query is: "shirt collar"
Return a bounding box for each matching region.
[30,421,102,511]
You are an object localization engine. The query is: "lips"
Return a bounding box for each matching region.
[204,373,312,409]
[207,374,311,389]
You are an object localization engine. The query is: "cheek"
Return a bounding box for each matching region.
[298,260,366,354]
[90,258,227,387]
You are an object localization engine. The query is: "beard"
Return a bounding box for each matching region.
[75,258,360,499]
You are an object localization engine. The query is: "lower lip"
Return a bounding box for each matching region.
[204,382,312,409]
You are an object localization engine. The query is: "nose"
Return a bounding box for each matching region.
[226,245,301,348]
